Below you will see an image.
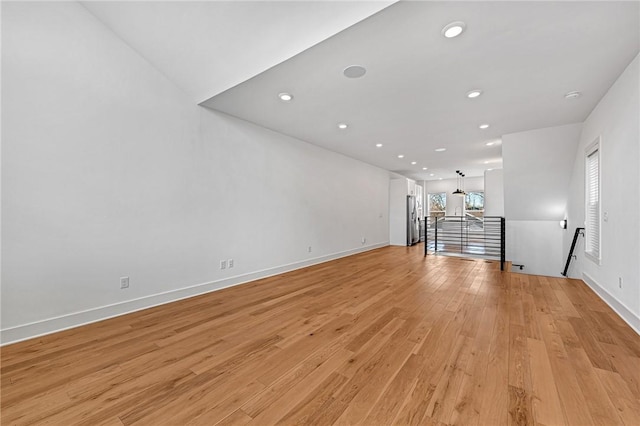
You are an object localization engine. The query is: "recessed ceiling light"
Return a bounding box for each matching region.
[564,91,582,99]
[479,124,490,129]
[429,173,435,177]
[484,161,490,164]
[486,142,495,146]
[338,123,348,129]
[467,89,483,98]
[422,167,428,170]
[411,161,417,165]
[343,65,367,79]
[439,178,443,180]
[442,21,466,38]
[435,148,446,152]
[278,92,293,102]
[398,154,404,158]
[375,143,383,148]
[488,168,494,171]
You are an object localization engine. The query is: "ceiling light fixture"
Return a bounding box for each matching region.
[398,154,404,158]
[278,92,293,102]
[479,124,490,129]
[442,21,466,38]
[430,173,435,177]
[375,143,383,148]
[338,123,348,129]
[453,170,467,196]
[564,91,582,99]
[422,167,428,170]
[343,65,367,79]
[467,89,483,98]
[435,148,446,152]
[486,141,495,146]
[411,161,417,165]
[483,161,490,164]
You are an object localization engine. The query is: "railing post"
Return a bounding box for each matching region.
[465,217,469,248]
[434,216,438,254]
[500,217,505,271]
[460,216,463,254]
[424,217,427,257]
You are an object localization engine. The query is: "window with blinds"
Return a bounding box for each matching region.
[585,141,600,262]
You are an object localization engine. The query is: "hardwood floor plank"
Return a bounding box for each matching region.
[331,325,416,424]
[508,324,531,392]
[362,353,423,425]
[568,317,617,372]
[276,372,349,425]
[508,385,534,426]
[239,344,348,418]
[595,368,640,426]
[537,312,595,425]
[593,311,640,357]
[566,347,623,425]
[478,290,510,426]
[213,409,253,426]
[553,288,582,319]
[168,380,266,426]
[448,305,496,426]
[527,337,566,426]
[393,309,458,425]
[598,342,640,399]
[425,335,474,424]
[522,293,542,341]
[245,348,353,425]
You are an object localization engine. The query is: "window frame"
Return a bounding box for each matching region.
[428,192,447,214]
[464,191,485,212]
[584,137,601,265]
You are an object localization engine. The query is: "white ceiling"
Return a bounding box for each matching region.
[84,1,639,182]
[82,1,394,103]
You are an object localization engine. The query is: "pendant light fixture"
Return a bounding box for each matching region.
[452,170,466,196]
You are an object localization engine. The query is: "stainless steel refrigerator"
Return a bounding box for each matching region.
[407,195,419,246]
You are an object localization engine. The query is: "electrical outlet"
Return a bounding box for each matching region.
[120,276,129,289]
[220,260,227,270]
[619,277,623,288]
[308,246,312,253]
[361,237,366,245]
[228,259,234,268]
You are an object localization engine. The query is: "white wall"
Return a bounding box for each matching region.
[503,123,582,221]
[565,54,640,332]
[1,2,390,344]
[424,176,483,216]
[484,169,504,217]
[506,221,564,277]
[501,123,581,277]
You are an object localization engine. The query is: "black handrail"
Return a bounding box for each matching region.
[500,217,505,271]
[562,227,584,277]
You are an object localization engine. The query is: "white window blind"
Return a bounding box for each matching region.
[585,145,600,261]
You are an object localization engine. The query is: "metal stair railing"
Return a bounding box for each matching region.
[425,215,505,271]
[561,227,584,277]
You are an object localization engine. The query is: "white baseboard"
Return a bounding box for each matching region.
[1,242,388,345]
[582,273,640,335]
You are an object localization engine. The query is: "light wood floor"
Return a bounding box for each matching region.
[2,246,640,425]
